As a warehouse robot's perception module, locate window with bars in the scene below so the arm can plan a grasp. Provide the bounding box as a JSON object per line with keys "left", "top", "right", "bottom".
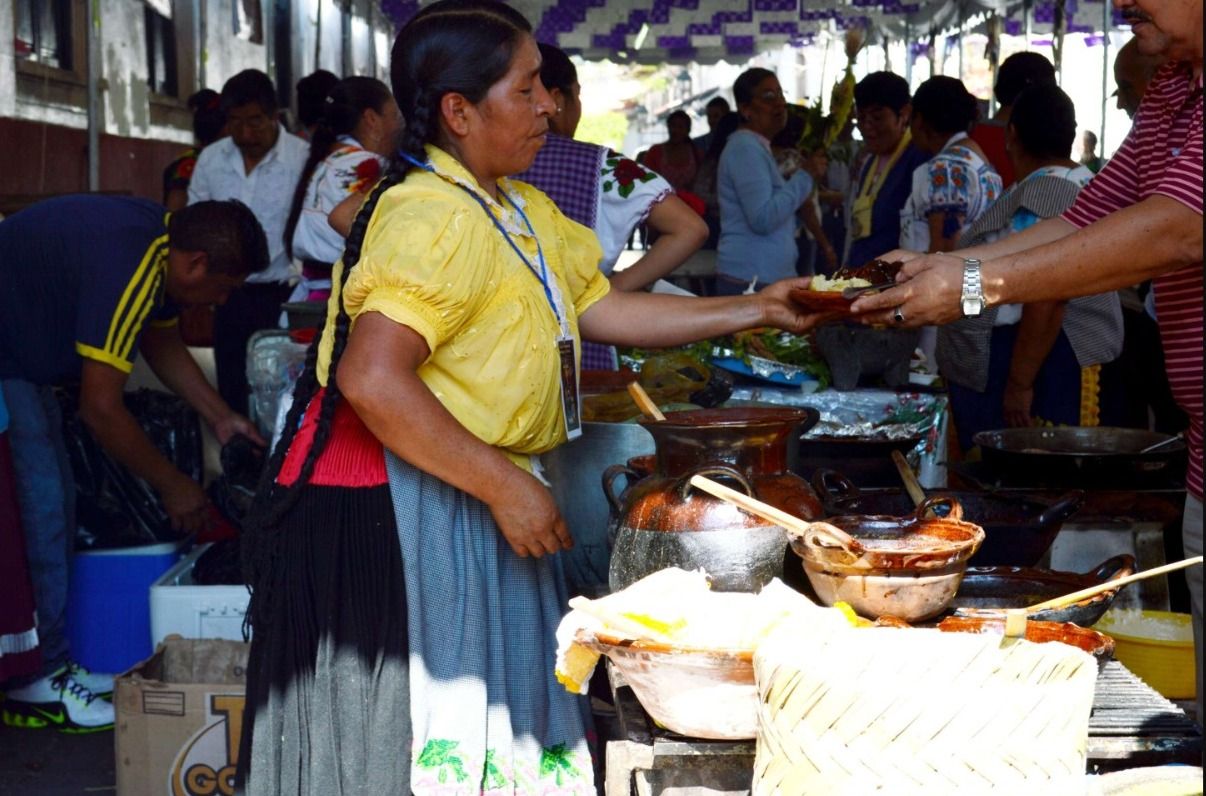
{"left": 14, "top": 0, "right": 73, "bottom": 70}
{"left": 145, "top": 5, "right": 179, "bottom": 96}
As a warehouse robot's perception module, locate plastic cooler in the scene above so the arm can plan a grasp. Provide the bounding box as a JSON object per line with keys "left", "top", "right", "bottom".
{"left": 66, "top": 541, "right": 186, "bottom": 674}
{"left": 150, "top": 543, "right": 250, "bottom": 645}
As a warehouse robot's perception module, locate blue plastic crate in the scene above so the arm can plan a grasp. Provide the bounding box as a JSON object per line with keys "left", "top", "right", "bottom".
{"left": 66, "top": 542, "right": 186, "bottom": 674}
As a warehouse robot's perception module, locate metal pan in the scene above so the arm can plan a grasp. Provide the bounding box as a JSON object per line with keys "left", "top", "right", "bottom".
{"left": 973, "top": 427, "right": 1187, "bottom": 489}
{"left": 949, "top": 554, "right": 1136, "bottom": 626}
{"left": 811, "top": 469, "right": 1082, "bottom": 567}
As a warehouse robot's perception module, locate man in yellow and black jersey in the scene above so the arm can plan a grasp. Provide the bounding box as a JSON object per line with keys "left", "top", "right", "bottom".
{"left": 0, "top": 196, "right": 268, "bottom": 732}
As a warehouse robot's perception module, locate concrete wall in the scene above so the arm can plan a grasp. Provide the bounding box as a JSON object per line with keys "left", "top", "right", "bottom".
{"left": 0, "top": 0, "right": 395, "bottom": 203}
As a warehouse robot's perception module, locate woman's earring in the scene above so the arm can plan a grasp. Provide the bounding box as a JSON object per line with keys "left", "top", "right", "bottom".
{"left": 556, "top": 106, "right": 563, "bottom": 113}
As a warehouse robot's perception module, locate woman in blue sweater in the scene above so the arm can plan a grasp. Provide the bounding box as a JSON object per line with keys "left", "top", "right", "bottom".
{"left": 716, "top": 68, "right": 822, "bottom": 294}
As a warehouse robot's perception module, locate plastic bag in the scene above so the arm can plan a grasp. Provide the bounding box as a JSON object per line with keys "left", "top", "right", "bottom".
{"left": 62, "top": 388, "right": 202, "bottom": 550}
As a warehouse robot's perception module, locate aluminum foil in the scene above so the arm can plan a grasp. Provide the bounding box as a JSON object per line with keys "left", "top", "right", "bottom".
{"left": 726, "top": 385, "right": 944, "bottom": 441}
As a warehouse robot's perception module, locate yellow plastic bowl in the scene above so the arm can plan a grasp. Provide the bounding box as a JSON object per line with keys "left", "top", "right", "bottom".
{"left": 1096, "top": 609, "right": 1197, "bottom": 699}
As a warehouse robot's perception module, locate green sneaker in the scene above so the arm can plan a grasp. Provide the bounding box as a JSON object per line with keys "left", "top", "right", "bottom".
{"left": 2, "top": 667, "right": 113, "bottom": 733}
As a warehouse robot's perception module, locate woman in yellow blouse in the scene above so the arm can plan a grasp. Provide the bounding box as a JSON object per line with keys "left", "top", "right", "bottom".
{"left": 237, "top": 2, "right": 826, "bottom": 794}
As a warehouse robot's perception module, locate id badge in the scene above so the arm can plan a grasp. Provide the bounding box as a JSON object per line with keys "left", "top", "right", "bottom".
{"left": 850, "top": 195, "right": 873, "bottom": 241}
{"left": 557, "top": 336, "right": 582, "bottom": 441}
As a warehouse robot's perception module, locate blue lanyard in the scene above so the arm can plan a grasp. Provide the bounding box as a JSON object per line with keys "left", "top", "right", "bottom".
{"left": 397, "top": 151, "right": 562, "bottom": 326}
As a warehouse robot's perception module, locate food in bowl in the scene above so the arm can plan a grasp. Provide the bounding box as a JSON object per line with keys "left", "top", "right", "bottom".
{"left": 788, "top": 513, "right": 985, "bottom": 622}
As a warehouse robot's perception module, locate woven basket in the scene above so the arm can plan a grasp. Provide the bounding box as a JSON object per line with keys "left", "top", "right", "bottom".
{"left": 752, "top": 624, "right": 1098, "bottom": 795}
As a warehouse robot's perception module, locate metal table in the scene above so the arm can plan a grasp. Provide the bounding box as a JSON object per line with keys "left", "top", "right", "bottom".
{"left": 604, "top": 660, "right": 1201, "bottom": 795}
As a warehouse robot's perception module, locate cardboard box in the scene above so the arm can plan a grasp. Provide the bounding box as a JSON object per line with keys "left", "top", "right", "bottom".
{"left": 114, "top": 636, "right": 249, "bottom": 796}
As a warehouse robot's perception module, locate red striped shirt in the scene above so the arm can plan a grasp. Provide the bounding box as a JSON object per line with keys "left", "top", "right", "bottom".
{"left": 1063, "top": 62, "right": 1203, "bottom": 498}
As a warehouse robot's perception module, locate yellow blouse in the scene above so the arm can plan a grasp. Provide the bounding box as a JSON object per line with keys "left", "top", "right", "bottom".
{"left": 316, "top": 145, "right": 610, "bottom": 468}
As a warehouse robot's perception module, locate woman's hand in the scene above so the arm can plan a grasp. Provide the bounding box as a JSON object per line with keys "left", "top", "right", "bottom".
{"left": 487, "top": 469, "right": 574, "bottom": 558}
{"left": 757, "top": 276, "right": 845, "bottom": 333}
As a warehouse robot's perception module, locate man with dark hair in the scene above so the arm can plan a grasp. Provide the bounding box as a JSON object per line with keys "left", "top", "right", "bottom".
{"left": 971, "top": 51, "right": 1057, "bottom": 187}
{"left": 189, "top": 69, "right": 308, "bottom": 416}
{"left": 845, "top": 71, "right": 930, "bottom": 266}
{"left": 295, "top": 69, "right": 339, "bottom": 139}
{"left": 0, "top": 196, "right": 268, "bottom": 732}
{"left": 693, "top": 95, "right": 732, "bottom": 152}
{"left": 1079, "top": 130, "right": 1104, "bottom": 173}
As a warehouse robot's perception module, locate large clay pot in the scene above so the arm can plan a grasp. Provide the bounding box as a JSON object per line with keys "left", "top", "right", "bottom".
{"left": 605, "top": 408, "right": 822, "bottom": 592}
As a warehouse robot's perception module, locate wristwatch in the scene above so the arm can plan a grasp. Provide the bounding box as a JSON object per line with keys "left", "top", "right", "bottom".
{"left": 961, "top": 258, "right": 985, "bottom": 317}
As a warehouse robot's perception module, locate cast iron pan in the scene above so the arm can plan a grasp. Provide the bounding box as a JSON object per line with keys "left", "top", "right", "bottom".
{"left": 950, "top": 554, "right": 1136, "bottom": 627}
{"left": 973, "top": 427, "right": 1186, "bottom": 489}
{"left": 811, "top": 469, "right": 1082, "bottom": 568}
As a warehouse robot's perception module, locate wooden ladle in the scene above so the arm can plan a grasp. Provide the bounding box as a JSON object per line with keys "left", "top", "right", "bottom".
{"left": 688, "top": 474, "right": 864, "bottom": 555}
{"left": 891, "top": 449, "right": 927, "bottom": 509}
{"left": 1025, "top": 555, "right": 1203, "bottom": 614}
{"left": 627, "top": 381, "right": 666, "bottom": 422}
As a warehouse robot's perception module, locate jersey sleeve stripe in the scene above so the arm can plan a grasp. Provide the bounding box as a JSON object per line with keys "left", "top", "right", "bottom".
{"left": 75, "top": 343, "right": 136, "bottom": 373}
{"left": 104, "top": 234, "right": 168, "bottom": 353}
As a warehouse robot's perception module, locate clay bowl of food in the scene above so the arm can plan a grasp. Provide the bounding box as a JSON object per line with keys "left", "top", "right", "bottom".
{"left": 788, "top": 508, "right": 985, "bottom": 622}
{"left": 789, "top": 259, "right": 903, "bottom": 315}
{"left": 937, "top": 616, "right": 1116, "bottom": 671}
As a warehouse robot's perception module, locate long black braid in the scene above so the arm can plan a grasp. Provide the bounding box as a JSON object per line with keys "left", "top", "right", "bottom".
{"left": 240, "top": 0, "right": 532, "bottom": 634}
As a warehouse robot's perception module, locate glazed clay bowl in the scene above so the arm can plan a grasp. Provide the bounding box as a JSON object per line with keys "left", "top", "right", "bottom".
{"left": 937, "top": 616, "right": 1116, "bottom": 672}
{"left": 789, "top": 503, "right": 986, "bottom": 622}
{"left": 579, "top": 632, "right": 756, "bottom": 739}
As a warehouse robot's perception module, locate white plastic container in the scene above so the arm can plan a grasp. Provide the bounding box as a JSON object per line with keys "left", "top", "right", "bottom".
{"left": 150, "top": 543, "right": 250, "bottom": 645}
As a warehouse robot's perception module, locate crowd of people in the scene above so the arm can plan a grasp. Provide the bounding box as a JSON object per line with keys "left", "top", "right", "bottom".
{"left": 0, "top": 0, "right": 1198, "bottom": 788}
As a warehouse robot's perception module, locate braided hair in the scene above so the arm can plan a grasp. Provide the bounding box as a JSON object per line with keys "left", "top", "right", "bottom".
{"left": 241, "top": 0, "right": 533, "bottom": 628}
{"left": 283, "top": 76, "right": 393, "bottom": 259}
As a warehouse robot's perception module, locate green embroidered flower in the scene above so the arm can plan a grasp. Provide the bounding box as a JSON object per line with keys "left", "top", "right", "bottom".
{"left": 417, "top": 739, "right": 469, "bottom": 785}
{"left": 481, "top": 748, "right": 507, "bottom": 790}
{"left": 539, "top": 743, "right": 582, "bottom": 786}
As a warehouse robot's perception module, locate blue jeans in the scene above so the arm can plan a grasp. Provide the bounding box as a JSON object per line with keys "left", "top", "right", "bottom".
{"left": 1, "top": 379, "right": 74, "bottom": 682}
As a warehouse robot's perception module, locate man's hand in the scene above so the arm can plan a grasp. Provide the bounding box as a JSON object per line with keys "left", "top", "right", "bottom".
{"left": 849, "top": 254, "right": 966, "bottom": 327}
{"left": 1003, "top": 381, "right": 1035, "bottom": 428}
{"left": 213, "top": 412, "right": 267, "bottom": 447}
{"left": 160, "top": 472, "right": 211, "bottom": 533}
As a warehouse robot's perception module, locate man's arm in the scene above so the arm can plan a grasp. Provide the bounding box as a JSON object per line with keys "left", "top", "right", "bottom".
{"left": 138, "top": 324, "right": 265, "bottom": 446}
{"left": 186, "top": 151, "right": 213, "bottom": 204}
{"left": 851, "top": 196, "right": 1200, "bottom": 325}
{"left": 78, "top": 359, "right": 210, "bottom": 532}
{"left": 1003, "top": 301, "right": 1067, "bottom": 428}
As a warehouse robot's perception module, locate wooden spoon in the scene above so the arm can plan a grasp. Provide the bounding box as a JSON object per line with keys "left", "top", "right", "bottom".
{"left": 688, "top": 474, "right": 864, "bottom": 555}
{"left": 1024, "top": 556, "right": 1203, "bottom": 614}
{"left": 627, "top": 381, "right": 666, "bottom": 422}
{"left": 891, "top": 449, "right": 930, "bottom": 514}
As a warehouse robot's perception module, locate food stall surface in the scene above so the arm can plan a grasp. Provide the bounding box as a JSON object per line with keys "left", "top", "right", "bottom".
{"left": 603, "top": 660, "right": 1202, "bottom": 796}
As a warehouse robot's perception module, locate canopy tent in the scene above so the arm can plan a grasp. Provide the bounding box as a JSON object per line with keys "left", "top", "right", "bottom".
{"left": 379, "top": 0, "right": 1128, "bottom": 64}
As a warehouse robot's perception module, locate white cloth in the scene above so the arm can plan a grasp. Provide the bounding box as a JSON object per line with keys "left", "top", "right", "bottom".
{"left": 595, "top": 156, "right": 673, "bottom": 275}
{"left": 187, "top": 125, "right": 309, "bottom": 284}
{"left": 292, "top": 135, "right": 387, "bottom": 265}
{"left": 899, "top": 132, "right": 1002, "bottom": 253}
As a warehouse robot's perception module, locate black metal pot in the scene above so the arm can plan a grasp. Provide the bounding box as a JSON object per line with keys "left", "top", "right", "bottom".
{"left": 811, "top": 469, "right": 1082, "bottom": 567}
{"left": 949, "top": 554, "right": 1136, "bottom": 626}
{"left": 973, "top": 427, "right": 1187, "bottom": 489}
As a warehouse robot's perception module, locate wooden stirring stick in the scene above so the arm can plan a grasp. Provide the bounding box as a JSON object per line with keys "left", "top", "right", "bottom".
{"left": 891, "top": 450, "right": 928, "bottom": 510}
{"left": 1025, "top": 556, "right": 1204, "bottom": 614}
{"left": 688, "top": 474, "right": 864, "bottom": 555}
{"left": 627, "top": 381, "right": 666, "bottom": 421}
